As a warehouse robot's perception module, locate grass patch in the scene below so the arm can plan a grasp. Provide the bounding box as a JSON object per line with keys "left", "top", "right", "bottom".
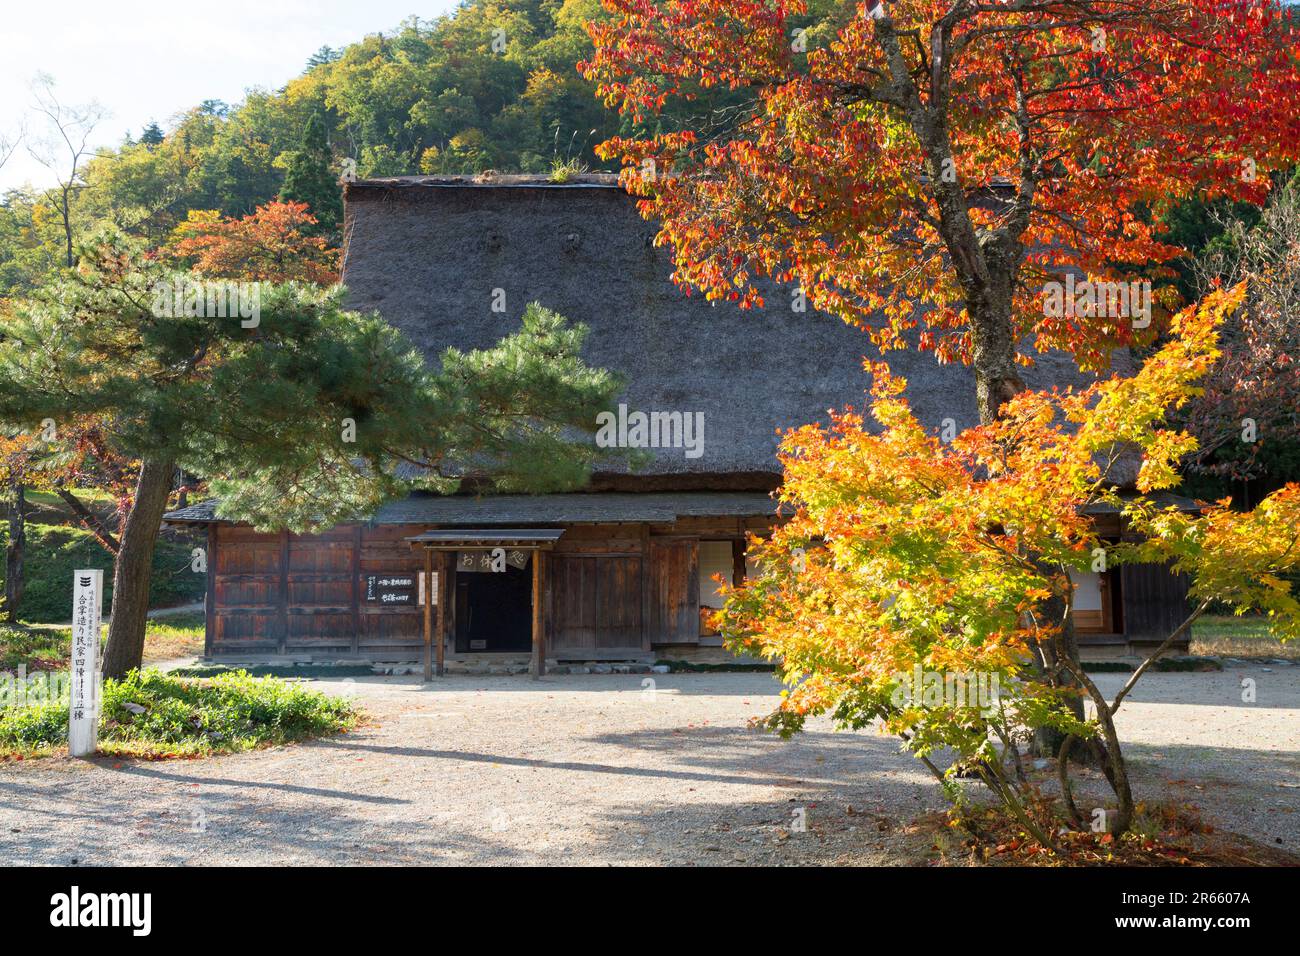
{"left": 0, "top": 668, "right": 358, "bottom": 759}
{"left": 151, "top": 611, "right": 206, "bottom": 630}
{"left": 23, "top": 488, "right": 117, "bottom": 511}
{"left": 137, "top": 617, "right": 205, "bottom": 664}
{"left": 1191, "top": 614, "right": 1299, "bottom": 660}
{"left": 0, "top": 623, "right": 76, "bottom": 671}
{"left": 0, "top": 616, "right": 204, "bottom": 671}
{"left": 0, "top": 523, "right": 205, "bottom": 624}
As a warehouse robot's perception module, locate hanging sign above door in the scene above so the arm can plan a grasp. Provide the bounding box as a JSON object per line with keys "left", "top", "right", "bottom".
{"left": 457, "top": 548, "right": 530, "bottom": 573}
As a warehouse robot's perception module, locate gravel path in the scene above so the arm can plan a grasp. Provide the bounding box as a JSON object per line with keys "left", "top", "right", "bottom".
{"left": 0, "top": 666, "right": 1295, "bottom": 865}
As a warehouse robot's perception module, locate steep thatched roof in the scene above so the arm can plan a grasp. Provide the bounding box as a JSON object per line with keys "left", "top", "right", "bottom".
{"left": 341, "top": 175, "right": 1130, "bottom": 486}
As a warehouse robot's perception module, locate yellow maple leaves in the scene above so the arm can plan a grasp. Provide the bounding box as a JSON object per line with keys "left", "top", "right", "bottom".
{"left": 722, "top": 283, "right": 1298, "bottom": 761}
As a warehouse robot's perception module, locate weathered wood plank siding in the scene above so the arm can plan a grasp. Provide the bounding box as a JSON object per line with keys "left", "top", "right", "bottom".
{"left": 1120, "top": 562, "right": 1192, "bottom": 642}
{"left": 212, "top": 524, "right": 424, "bottom": 658}
{"left": 357, "top": 525, "right": 423, "bottom": 651}
{"left": 212, "top": 525, "right": 283, "bottom": 652}
{"left": 648, "top": 538, "right": 700, "bottom": 644}
{"left": 206, "top": 515, "right": 776, "bottom": 659}
{"left": 551, "top": 554, "right": 599, "bottom": 652}
{"left": 207, "top": 513, "right": 1184, "bottom": 659}
{"left": 548, "top": 523, "right": 649, "bottom": 657}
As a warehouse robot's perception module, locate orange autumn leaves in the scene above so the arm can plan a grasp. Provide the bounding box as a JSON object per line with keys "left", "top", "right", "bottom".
{"left": 584, "top": 0, "right": 1300, "bottom": 369}
{"left": 161, "top": 201, "right": 338, "bottom": 285}
{"left": 719, "top": 286, "right": 1300, "bottom": 736}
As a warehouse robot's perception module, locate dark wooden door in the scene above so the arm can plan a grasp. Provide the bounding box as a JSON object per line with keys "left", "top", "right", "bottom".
{"left": 647, "top": 538, "right": 699, "bottom": 644}
{"left": 550, "top": 554, "right": 645, "bottom": 656}
{"left": 595, "top": 556, "right": 642, "bottom": 649}
{"left": 1120, "top": 562, "right": 1192, "bottom": 640}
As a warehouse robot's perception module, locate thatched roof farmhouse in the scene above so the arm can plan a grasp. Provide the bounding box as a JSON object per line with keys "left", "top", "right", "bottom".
{"left": 167, "top": 174, "right": 1189, "bottom": 671}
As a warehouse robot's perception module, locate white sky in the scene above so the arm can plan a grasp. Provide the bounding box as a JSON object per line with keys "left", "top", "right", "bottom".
{"left": 0, "top": 0, "right": 461, "bottom": 192}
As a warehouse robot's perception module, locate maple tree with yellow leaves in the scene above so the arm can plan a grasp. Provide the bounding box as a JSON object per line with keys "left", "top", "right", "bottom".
{"left": 720, "top": 286, "right": 1299, "bottom": 850}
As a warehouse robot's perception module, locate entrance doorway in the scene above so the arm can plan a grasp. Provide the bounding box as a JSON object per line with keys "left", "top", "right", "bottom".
{"left": 454, "top": 558, "right": 533, "bottom": 653}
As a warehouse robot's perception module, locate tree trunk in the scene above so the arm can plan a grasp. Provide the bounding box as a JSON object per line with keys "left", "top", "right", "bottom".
{"left": 969, "top": 277, "right": 1089, "bottom": 761}
{"left": 62, "top": 186, "right": 74, "bottom": 268}
{"left": 1029, "top": 584, "right": 1088, "bottom": 758}
{"left": 54, "top": 486, "right": 120, "bottom": 554}
{"left": 968, "top": 279, "right": 1026, "bottom": 427}
{"left": 4, "top": 483, "right": 25, "bottom": 623}
{"left": 101, "top": 457, "right": 174, "bottom": 680}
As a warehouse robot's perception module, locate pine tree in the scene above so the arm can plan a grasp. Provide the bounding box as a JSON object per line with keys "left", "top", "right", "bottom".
{"left": 305, "top": 45, "right": 340, "bottom": 71}
{"left": 278, "top": 112, "right": 342, "bottom": 237}
{"left": 0, "top": 231, "right": 621, "bottom": 677}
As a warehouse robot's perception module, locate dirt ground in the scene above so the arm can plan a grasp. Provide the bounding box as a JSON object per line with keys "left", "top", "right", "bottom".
{"left": 0, "top": 666, "right": 1295, "bottom": 866}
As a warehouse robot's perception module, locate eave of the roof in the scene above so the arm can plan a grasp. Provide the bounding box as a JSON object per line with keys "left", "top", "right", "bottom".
{"left": 406, "top": 528, "right": 567, "bottom": 549}
{"left": 163, "top": 491, "right": 784, "bottom": 528}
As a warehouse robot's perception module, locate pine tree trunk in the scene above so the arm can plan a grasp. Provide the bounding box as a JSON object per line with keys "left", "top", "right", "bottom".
{"left": 101, "top": 457, "right": 174, "bottom": 680}
{"left": 4, "top": 483, "right": 25, "bottom": 623}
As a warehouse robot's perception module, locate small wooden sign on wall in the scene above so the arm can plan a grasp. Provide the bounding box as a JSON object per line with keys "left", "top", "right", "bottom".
{"left": 418, "top": 572, "right": 438, "bottom": 607}
{"left": 363, "top": 573, "right": 435, "bottom": 605}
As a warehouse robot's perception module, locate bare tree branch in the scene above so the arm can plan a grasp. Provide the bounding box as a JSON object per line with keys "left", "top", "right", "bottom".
{"left": 53, "top": 485, "right": 121, "bottom": 555}
{"left": 26, "top": 73, "right": 109, "bottom": 267}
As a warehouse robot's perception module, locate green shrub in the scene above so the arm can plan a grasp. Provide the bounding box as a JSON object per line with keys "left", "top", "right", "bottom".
{"left": 0, "top": 668, "right": 357, "bottom": 757}
{"left": 0, "top": 700, "right": 67, "bottom": 750}
{"left": 0, "top": 523, "right": 205, "bottom": 623}
{"left": 0, "top": 624, "right": 73, "bottom": 670}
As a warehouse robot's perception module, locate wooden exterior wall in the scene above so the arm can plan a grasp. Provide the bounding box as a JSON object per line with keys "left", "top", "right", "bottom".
{"left": 210, "top": 523, "right": 424, "bottom": 658}
{"left": 205, "top": 511, "right": 1189, "bottom": 659}
{"left": 206, "top": 515, "right": 774, "bottom": 660}
{"left": 1119, "top": 562, "right": 1193, "bottom": 642}
{"left": 543, "top": 516, "right": 770, "bottom": 658}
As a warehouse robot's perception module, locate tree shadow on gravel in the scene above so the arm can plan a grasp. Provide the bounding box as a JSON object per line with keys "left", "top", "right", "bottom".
{"left": 0, "top": 772, "right": 547, "bottom": 866}
{"left": 577, "top": 795, "right": 943, "bottom": 866}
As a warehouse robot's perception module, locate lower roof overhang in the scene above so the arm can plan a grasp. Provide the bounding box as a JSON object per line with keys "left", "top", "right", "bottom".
{"left": 406, "top": 528, "right": 565, "bottom": 550}
{"left": 163, "top": 491, "right": 784, "bottom": 528}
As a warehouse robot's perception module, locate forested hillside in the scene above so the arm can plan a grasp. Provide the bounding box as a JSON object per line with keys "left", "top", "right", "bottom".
{"left": 0, "top": 0, "right": 633, "bottom": 297}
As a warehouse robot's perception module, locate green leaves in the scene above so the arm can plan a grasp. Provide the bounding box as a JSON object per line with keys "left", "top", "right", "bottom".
{"left": 0, "top": 233, "right": 623, "bottom": 533}
{"left": 0, "top": 668, "right": 358, "bottom": 758}
{"left": 277, "top": 112, "right": 343, "bottom": 237}
{"left": 433, "top": 302, "right": 624, "bottom": 493}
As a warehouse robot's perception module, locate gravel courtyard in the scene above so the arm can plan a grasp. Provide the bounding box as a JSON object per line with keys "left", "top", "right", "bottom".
{"left": 1, "top": 666, "right": 1296, "bottom": 865}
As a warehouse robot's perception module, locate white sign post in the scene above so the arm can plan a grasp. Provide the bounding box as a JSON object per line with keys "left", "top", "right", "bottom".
{"left": 69, "top": 569, "right": 103, "bottom": 757}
